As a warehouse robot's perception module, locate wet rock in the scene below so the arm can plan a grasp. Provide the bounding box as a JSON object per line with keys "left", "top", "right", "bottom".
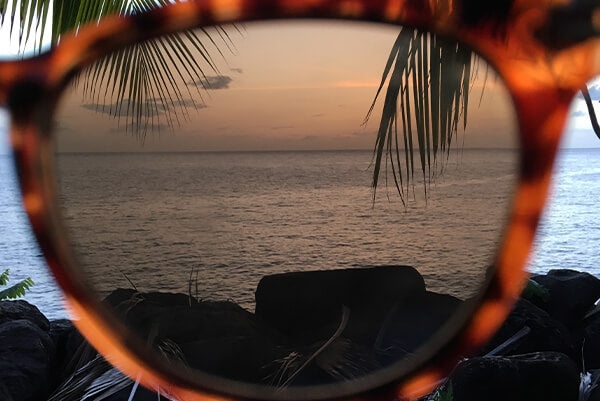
{"left": 481, "top": 299, "right": 577, "bottom": 361}
{"left": 254, "top": 266, "right": 426, "bottom": 343}
{"left": 0, "top": 300, "right": 49, "bottom": 331}
{"left": 531, "top": 269, "right": 600, "bottom": 328}
{"left": 0, "top": 319, "right": 55, "bottom": 401}
{"left": 450, "top": 352, "right": 579, "bottom": 401}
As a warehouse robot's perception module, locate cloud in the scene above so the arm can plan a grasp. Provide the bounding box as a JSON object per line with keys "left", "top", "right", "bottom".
{"left": 270, "top": 125, "right": 294, "bottom": 130}
{"left": 571, "top": 110, "right": 587, "bottom": 117}
{"left": 230, "top": 68, "right": 243, "bottom": 74}
{"left": 81, "top": 98, "right": 205, "bottom": 116}
{"left": 312, "top": 113, "right": 324, "bottom": 118}
{"left": 188, "top": 75, "right": 233, "bottom": 89}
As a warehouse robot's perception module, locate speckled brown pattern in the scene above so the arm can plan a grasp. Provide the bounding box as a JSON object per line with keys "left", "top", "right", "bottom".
{"left": 0, "top": 0, "right": 599, "bottom": 400}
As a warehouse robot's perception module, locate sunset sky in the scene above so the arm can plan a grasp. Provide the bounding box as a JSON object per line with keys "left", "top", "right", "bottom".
{"left": 52, "top": 21, "right": 521, "bottom": 153}
{"left": 0, "top": 18, "right": 598, "bottom": 153}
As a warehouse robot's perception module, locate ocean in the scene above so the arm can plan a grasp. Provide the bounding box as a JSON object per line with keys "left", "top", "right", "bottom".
{"left": 1, "top": 148, "right": 599, "bottom": 320}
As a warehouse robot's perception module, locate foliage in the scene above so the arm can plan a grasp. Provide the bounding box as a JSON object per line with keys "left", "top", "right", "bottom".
{"left": 365, "top": 29, "right": 473, "bottom": 205}
{"left": 0, "top": 0, "right": 234, "bottom": 137}
{"left": 0, "top": 268, "right": 34, "bottom": 300}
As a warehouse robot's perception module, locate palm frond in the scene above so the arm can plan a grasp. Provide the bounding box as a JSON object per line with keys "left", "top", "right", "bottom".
{"left": 1, "top": 0, "right": 235, "bottom": 138}
{"left": 0, "top": 276, "right": 34, "bottom": 300}
{"left": 366, "top": 30, "right": 476, "bottom": 203}
{"left": 0, "top": 269, "right": 9, "bottom": 286}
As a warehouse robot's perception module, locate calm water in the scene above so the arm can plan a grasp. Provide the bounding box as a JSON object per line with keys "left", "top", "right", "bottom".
{"left": 1, "top": 147, "right": 600, "bottom": 320}
{"left": 56, "top": 149, "right": 515, "bottom": 310}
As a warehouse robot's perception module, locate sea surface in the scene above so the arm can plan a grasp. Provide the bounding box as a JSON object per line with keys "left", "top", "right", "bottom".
{"left": 1, "top": 147, "right": 600, "bottom": 320}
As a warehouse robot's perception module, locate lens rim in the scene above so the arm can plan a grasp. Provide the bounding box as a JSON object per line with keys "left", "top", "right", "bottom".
{"left": 2, "top": 0, "right": 596, "bottom": 399}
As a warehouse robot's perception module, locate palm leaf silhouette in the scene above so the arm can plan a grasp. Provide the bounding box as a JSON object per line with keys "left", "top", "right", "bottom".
{"left": 0, "top": 0, "right": 234, "bottom": 137}
{"left": 365, "top": 29, "right": 474, "bottom": 204}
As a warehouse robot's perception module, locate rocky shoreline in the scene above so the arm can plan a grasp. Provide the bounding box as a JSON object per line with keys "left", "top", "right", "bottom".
{"left": 1, "top": 268, "right": 600, "bottom": 400}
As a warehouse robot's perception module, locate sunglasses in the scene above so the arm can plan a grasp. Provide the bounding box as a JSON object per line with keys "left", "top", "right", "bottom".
{"left": 1, "top": 0, "right": 599, "bottom": 400}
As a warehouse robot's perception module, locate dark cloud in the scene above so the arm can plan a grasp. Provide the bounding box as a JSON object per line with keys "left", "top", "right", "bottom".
{"left": 230, "top": 68, "right": 243, "bottom": 74}
{"left": 312, "top": 113, "right": 324, "bottom": 118}
{"left": 81, "top": 98, "right": 205, "bottom": 116}
{"left": 270, "top": 125, "right": 294, "bottom": 130}
{"left": 188, "top": 75, "right": 233, "bottom": 89}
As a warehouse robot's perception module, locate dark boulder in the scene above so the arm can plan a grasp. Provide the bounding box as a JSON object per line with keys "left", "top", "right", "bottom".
{"left": 104, "top": 290, "right": 287, "bottom": 382}
{"left": 353, "top": 291, "right": 462, "bottom": 361}
{"left": 450, "top": 352, "right": 579, "bottom": 401}
{"left": 0, "top": 319, "right": 55, "bottom": 401}
{"left": 0, "top": 300, "right": 49, "bottom": 331}
{"left": 255, "top": 266, "right": 426, "bottom": 343}
{"left": 576, "top": 311, "right": 600, "bottom": 369}
{"left": 104, "top": 289, "right": 198, "bottom": 316}
{"left": 180, "top": 335, "right": 286, "bottom": 382}
{"left": 116, "top": 298, "right": 272, "bottom": 344}
{"left": 531, "top": 269, "right": 600, "bottom": 328}
{"left": 0, "top": 383, "right": 13, "bottom": 401}
{"left": 49, "top": 319, "right": 86, "bottom": 384}
{"left": 480, "top": 299, "right": 577, "bottom": 361}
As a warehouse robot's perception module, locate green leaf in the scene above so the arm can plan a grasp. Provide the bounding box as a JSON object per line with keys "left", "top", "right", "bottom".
{"left": 0, "top": 277, "right": 34, "bottom": 300}
{"left": 0, "top": 269, "right": 9, "bottom": 286}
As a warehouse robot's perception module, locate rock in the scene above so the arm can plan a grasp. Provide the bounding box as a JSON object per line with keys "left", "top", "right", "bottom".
{"left": 531, "top": 269, "right": 600, "bottom": 328}
{"left": 180, "top": 335, "right": 285, "bottom": 382}
{"left": 118, "top": 298, "right": 271, "bottom": 344}
{"left": 0, "top": 319, "right": 55, "bottom": 401}
{"left": 104, "top": 290, "right": 288, "bottom": 382}
{"left": 348, "top": 291, "right": 462, "bottom": 361}
{"left": 0, "top": 300, "right": 50, "bottom": 331}
{"left": 480, "top": 299, "right": 577, "bottom": 361}
{"left": 49, "top": 319, "right": 86, "bottom": 384}
{"left": 254, "top": 266, "right": 426, "bottom": 343}
{"left": 576, "top": 311, "right": 600, "bottom": 369}
{"left": 0, "top": 382, "right": 13, "bottom": 401}
{"left": 450, "top": 352, "right": 579, "bottom": 401}
{"left": 104, "top": 289, "right": 198, "bottom": 316}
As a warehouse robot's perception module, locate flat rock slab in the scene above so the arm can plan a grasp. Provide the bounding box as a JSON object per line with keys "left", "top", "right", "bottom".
{"left": 255, "top": 265, "right": 426, "bottom": 340}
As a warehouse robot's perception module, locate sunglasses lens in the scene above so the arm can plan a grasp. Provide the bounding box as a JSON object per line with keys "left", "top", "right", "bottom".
{"left": 53, "top": 21, "right": 518, "bottom": 397}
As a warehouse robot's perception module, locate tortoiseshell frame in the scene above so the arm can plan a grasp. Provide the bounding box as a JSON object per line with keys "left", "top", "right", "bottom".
{"left": 0, "top": 0, "right": 598, "bottom": 400}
